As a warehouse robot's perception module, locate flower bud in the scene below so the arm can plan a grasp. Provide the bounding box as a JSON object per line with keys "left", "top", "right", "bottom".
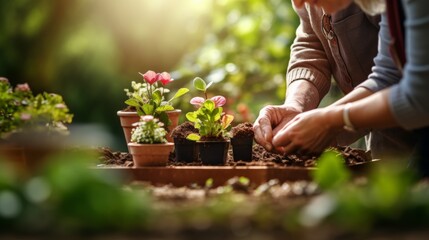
{"left": 140, "top": 70, "right": 158, "bottom": 85}
{"left": 157, "top": 72, "right": 173, "bottom": 86}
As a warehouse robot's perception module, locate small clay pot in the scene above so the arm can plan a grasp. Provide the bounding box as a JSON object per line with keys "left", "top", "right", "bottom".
{"left": 165, "top": 109, "right": 181, "bottom": 143}
{"left": 173, "top": 138, "right": 198, "bottom": 163}
{"left": 117, "top": 109, "right": 182, "bottom": 146}
{"left": 231, "top": 137, "right": 253, "bottom": 161}
{"left": 198, "top": 141, "right": 229, "bottom": 166}
{"left": 128, "top": 142, "right": 174, "bottom": 167}
{"left": 117, "top": 110, "right": 140, "bottom": 145}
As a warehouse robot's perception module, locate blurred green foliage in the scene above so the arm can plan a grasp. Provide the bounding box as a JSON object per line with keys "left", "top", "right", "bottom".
{"left": 0, "top": 0, "right": 298, "bottom": 150}
{"left": 311, "top": 150, "right": 351, "bottom": 190}
{"left": 174, "top": 0, "right": 298, "bottom": 123}
{"left": 0, "top": 152, "right": 152, "bottom": 234}
{"left": 0, "top": 80, "right": 72, "bottom": 138}
{"left": 1, "top": 150, "right": 429, "bottom": 236}
{"left": 307, "top": 153, "right": 429, "bottom": 233}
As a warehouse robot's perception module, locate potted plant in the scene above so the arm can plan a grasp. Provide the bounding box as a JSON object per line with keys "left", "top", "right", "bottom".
{"left": 186, "top": 77, "right": 234, "bottom": 165}
{"left": 128, "top": 115, "right": 174, "bottom": 167}
{"left": 170, "top": 121, "right": 199, "bottom": 163}
{"left": 230, "top": 122, "right": 254, "bottom": 161}
{"left": 0, "top": 78, "right": 73, "bottom": 173}
{"left": 117, "top": 70, "right": 189, "bottom": 144}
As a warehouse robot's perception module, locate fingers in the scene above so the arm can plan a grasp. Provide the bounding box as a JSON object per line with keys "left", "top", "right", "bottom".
{"left": 272, "top": 124, "right": 331, "bottom": 157}
{"left": 254, "top": 116, "right": 274, "bottom": 151}
{"left": 253, "top": 104, "right": 301, "bottom": 152}
{"left": 271, "top": 122, "right": 316, "bottom": 156}
{"left": 272, "top": 128, "right": 292, "bottom": 152}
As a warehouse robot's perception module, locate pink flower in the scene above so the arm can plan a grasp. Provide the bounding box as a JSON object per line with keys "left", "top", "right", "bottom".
{"left": 15, "top": 83, "right": 31, "bottom": 92}
{"left": 157, "top": 72, "right": 173, "bottom": 86}
{"left": 211, "top": 95, "right": 226, "bottom": 107}
{"left": 190, "top": 97, "right": 205, "bottom": 107}
{"left": 140, "top": 70, "right": 158, "bottom": 85}
{"left": 141, "top": 115, "right": 154, "bottom": 122}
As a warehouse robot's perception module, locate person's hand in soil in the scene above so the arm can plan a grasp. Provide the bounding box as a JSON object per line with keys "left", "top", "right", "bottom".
{"left": 271, "top": 107, "right": 342, "bottom": 156}
{"left": 253, "top": 105, "right": 301, "bottom": 152}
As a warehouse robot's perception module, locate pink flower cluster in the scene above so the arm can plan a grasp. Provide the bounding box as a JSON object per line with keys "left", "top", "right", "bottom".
{"left": 190, "top": 95, "right": 226, "bottom": 108}
{"left": 139, "top": 70, "right": 173, "bottom": 86}
{"left": 15, "top": 83, "right": 31, "bottom": 92}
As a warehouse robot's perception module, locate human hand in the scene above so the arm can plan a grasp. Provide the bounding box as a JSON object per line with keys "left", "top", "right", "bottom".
{"left": 253, "top": 105, "right": 302, "bottom": 152}
{"left": 272, "top": 108, "right": 341, "bottom": 156}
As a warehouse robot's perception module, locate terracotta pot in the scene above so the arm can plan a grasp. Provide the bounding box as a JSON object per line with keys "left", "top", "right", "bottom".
{"left": 231, "top": 137, "right": 253, "bottom": 162}
{"left": 165, "top": 109, "right": 181, "bottom": 143}
{"left": 198, "top": 141, "right": 229, "bottom": 166}
{"left": 0, "top": 144, "right": 26, "bottom": 175}
{"left": 128, "top": 142, "right": 174, "bottom": 167}
{"left": 117, "top": 111, "right": 140, "bottom": 145}
{"left": 173, "top": 138, "right": 198, "bottom": 163}
{"left": 117, "top": 110, "right": 181, "bottom": 145}
{"left": 0, "top": 134, "right": 67, "bottom": 177}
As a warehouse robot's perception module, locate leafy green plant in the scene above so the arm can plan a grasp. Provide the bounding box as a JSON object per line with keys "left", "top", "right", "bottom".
{"left": 0, "top": 79, "right": 31, "bottom": 136}
{"left": 130, "top": 115, "right": 167, "bottom": 144}
{"left": 311, "top": 150, "right": 351, "bottom": 190}
{"left": 186, "top": 77, "right": 234, "bottom": 141}
{"left": 0, "top": 79, "right": 73, "bottom": 139}
{"left": 124, "top": 70, "right": 189, "bottom": 127}
{"left": 304, "top": 150, "right": 429, "bottom": 232}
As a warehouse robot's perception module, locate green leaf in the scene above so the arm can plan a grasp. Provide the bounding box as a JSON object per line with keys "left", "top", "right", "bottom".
{"left": 193, "top": 77, "right": 206, "bottom": 92}
{"left": 203, "top": 100, "right": 215, "bottom": 112}
{"left": 186, "top": 133, "right": 201, "bottom": 141}
{"left": 199, "top": 126, "right": 209, "bottom": 136}
{"left": 156, "top": 105, "right": 174, "bottom": 113}
{"left": 170, "top": 88, "right": 189, "bottom": 101}
{"left": 125, "top": 99, "right": 140, "bottom": 108}
{"left": 152, "top": 91, "right": 162, "bottom": 105}
{"left": 186, "top": 112, "right": 197, "bottom": 122}
{"left": 312, "top": 150, "right": 350, "bottom": 190}
{"left": 212, "top": 107, "right": 222, "bottom": 121}
{"left": 142, "top": 104, "right": 155, "bottom": 115}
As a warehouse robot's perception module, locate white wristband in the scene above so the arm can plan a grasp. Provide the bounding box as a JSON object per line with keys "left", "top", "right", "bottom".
{"left": 343, "top": 103, "right": 356, "bottom": 132}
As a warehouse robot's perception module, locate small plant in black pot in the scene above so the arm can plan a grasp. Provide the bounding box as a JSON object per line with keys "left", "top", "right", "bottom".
{"left": 170, "top": 121, "right": 199, "bottom": 163}
{"left": 186, "top": 77, "right": 234, "bottom": 165}
{"left": 230, "top": 122, "right": 254, "bottom": 161}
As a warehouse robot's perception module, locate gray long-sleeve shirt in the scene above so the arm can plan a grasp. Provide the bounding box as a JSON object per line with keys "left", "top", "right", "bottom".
{"left": 359, "top": 0, "right": 429, "bottom": 130}
{"left": 356, "top": 0, "right": 429, "bottom": 159}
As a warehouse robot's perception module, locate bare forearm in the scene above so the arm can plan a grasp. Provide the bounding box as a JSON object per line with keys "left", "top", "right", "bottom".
{"left": 285, "top": 80, "right": 320, "bottom": 112}
{"left": 347, "top": 89, "right": 397, "bottom": 129}
{"left": 331, "top": 87, "right": 374, "bottom": 107}
{"left": 325, "top": 88, "right": 398, "bottom": 131}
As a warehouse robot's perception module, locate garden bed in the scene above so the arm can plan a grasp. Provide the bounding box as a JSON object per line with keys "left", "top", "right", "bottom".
{"left": 96, "top": 144, "right": 377, "bottom": 187}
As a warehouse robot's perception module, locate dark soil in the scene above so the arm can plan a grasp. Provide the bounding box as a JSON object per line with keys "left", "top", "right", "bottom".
{"left": 231, "top": 122, "right": 254, "bottom": 138}
{"left": 97, "top": 144, "right": 371, "bottom": 168}
{"left": 98, "top": 121, "right": 371, "bottom": 167}
{"left": 170, "top": 121, "right": 198, "bottom": 139}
